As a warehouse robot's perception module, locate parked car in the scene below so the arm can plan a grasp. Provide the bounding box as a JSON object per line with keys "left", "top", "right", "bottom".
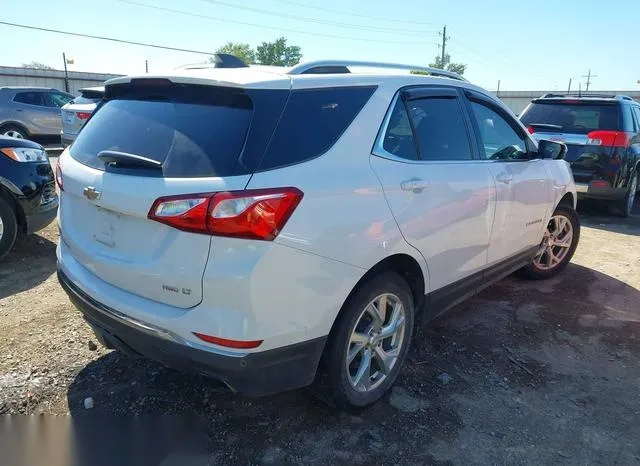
{"left": 0, "top": 136, "right": 58, "bottom": 260}
{"left": 520, "top": 94, "right": 640, "bottom": 216}
{"left": 0, "top": 87, "right": 74, "bottom": 141}
{"left": 56, "top": 60, "right": 579, "bottom": 408}
{"left": 61, "top": 87, "right": 105, "bottom": 148}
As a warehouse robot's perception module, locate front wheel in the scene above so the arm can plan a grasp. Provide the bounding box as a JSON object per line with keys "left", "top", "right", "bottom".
{"left": 316, "top": 272, "right": 415, "bottom": 408}
{"left": 524, "top": 205, "right": 580, "bottom": 280}
{"left": 0, "top": 196, "right": 18, "bottom": 261}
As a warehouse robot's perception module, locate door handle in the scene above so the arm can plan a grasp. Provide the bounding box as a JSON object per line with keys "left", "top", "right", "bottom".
{"left": 401, "top": 178, "right": 429, "bottom": 193}
{"left": 496, "top": 173, "right": 513, "bottom": 184}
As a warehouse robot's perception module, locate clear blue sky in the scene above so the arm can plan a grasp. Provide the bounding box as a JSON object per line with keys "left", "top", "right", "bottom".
{"left": 2, "top": 0, "right": 639, "bottom": 91}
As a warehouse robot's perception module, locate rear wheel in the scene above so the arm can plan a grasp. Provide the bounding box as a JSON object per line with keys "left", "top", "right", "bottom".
{"left": 0, "top": 197, "right": 18, "bottom": 261}
{"left": 524, "top": 205, "right": 580, "bottom": 280}
{"left": 316, "top": 272, "right": 415, "bottom": 408}
{"left": 0, "top": 125, "right": 28, "bottom": 139}
{"left": 610, "top": 172, "right": 638, "bottom": 218}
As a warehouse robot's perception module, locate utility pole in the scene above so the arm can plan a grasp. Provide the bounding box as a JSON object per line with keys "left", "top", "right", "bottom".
{"left": 439, "top": 25, "right": 448, "bottom": 69}
{"left": 567, "top": 78, "right": 572, "bottom": 94}
{"left": 582, "top": 69, "right": 597, "bottom": 92}
{"left": 62, "top": 52, "right": 70, "bottom": 93}
{"left": 496, "top": 79, "right": 501, "bottom": 97}
{"left": 145, "top": 60, "right": 149, "bottom": 74}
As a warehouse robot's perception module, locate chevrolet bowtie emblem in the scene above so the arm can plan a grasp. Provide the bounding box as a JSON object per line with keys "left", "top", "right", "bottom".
{"left": 83, "top": 186, "right": 101, "bottom": 201}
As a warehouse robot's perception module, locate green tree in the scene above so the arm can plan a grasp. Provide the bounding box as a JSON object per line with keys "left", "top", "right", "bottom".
{"left": 213, "top": 42, "right": 256, "bottom": 64}
{"left": 256, "top": 37, "right": 302, "bottom": 66}
{"left": 429, "top": 54, "right": 466, "bottom": 75}
{"left": 22, "top": 61, "right": 55, "bottom": 70}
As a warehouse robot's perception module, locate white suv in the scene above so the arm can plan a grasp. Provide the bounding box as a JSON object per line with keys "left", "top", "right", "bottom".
{"left": 56, "top": 60, "right": 579, "bottom": 408}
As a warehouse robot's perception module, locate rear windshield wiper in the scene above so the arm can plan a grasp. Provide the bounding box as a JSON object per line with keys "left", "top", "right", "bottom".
{"left": 527, "top": 123, "right": 563, "bottom": 131}
{"left": 98, "top": 150, "right": 162, "bottom": 169}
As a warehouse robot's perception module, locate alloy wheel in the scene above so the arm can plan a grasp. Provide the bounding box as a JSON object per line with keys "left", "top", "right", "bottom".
{"left": 346, "top": 293, "right": 406, "bottom": 392}
{"left": 627, "top": 174, "right": 638, "bottom": 215}
{"left": 533, "top": 214, "right": 574, "bottom": 271}
{"left": 3, "top": 130, "right": 24, "bottom": 139}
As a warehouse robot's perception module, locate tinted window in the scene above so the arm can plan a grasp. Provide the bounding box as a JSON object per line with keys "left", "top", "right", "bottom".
{"left": 520, "top": 101, "right": 619, "bottom": 134}
{"left": 621, "top": 104, "right": 636, "bottom": 132}
{"left": 13, "top": 92, "right": 46, "bottom": 106}
{"left": 470, "top": 101, "right": 527, "bottom": 160}
{"left": 407, "top": 97, "right": 471, "bottom": 161}
{"left": 632, "top": 106, "right": 640, "bottom": 132}
{"left": 259, "top": 86, "right": 376, "bottom": 170}
{"left": 71, "top": 89, "right": 253, "bottom": 178}
{"left": 381, "top": 98, "right": 418, "bottom": 160}
{"left": 48, "top": 92, "right": 73, "bottom": 108}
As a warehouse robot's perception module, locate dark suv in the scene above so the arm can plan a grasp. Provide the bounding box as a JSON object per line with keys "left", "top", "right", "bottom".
{"left": 0, "top": 136, "right": 58, "bottom": 259}
{"left": 520, "top": 94, "right": 640, "bottom": 216}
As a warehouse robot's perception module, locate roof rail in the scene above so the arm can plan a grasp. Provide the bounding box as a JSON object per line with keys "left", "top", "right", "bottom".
{"left": 288, "top": 60, "right": 468, "bottom": 82}
{"left": 540, "top": 92, "right": 635, "bottom": 101}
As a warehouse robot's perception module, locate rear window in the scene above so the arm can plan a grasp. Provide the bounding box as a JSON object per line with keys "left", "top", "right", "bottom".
{"left": 70, "top": 86, "right": 253, "bottom": 178}
{"left": 520, "top": 101, "right": 620, "bottom": 134}
{"left": 258, "top": 86, "right": 376, "bottom": 170}
{"left": 71, "top": 95, "right": 101, "bottom": 105}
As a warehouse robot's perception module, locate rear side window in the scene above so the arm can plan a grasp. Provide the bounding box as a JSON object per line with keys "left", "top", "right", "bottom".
{"left": 407, "top": 97, "right": 472, "bottom": 161}
{"left": 381, "top": 98, "right": 418, "bottom": 160}
{"left": 259, "top": 86, "right": 376, "bottom": 170}
{"left": 630, "top": 106, "right": 640, "bottom": 132}
{"left": 70, "top": 85, "right": 253, "bottom": 178}
{"left": 520, "top": 101, "right": 619, "bottom": 134}
{"left": 13, "top": 92, "right": 46, "bottom": 106}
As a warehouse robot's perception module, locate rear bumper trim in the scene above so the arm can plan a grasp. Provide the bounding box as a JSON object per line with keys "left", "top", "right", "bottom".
{"left": 57, "top": 267, "right": 327, "bottom": 397}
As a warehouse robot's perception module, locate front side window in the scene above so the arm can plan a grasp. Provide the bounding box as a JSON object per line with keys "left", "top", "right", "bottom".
{"left": 407, "top": 97, "right": 472, "bottom": 161}
{"left": 13, "top": 92, "right": 46, "bottom": 107}
{"left": 470, "top": 101, "right": 528, "bottom": 160}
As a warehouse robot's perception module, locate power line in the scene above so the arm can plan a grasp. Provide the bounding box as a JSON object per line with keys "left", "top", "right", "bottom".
{"left": 118, "top": 0, "right": 438, "bottom": 45}
{"left": 0, "top": 21, "right": 214, "bottom": 55}
{"left": 195, "top": 0, "right": 439, "bottom": 36}
{"left": 272, "top": 0, "right": 440, "bottom": 26}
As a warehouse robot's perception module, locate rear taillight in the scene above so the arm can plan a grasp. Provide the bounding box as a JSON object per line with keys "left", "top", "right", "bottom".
{"left": 55, "top": 164, "right": 64, "bottom": 191}
{"left": 148, "top": 187, "right": 303, "bottom": 240}
{"left": 586, "top": 131, "right": 631, "bottom": 148}
{"left": 527, "top": 126, "right": 536, "bottom": 134}
{"left": 76, "top": 111, "right": 91, "bottom": 120}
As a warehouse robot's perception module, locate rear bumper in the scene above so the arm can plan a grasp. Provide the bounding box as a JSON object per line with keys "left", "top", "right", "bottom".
{"left": 57, "top": 267, "right": 326, "bottom": 397}
{"left": 575, "top": 183, "right": 626, "bottom": 201}
{"left": 60, "top": 133, "right": 76, "bottom": 148}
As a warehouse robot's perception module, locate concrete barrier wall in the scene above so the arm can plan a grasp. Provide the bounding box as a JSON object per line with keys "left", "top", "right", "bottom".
{"left": 0, "top": 66, "right": 120, "bottom": 95}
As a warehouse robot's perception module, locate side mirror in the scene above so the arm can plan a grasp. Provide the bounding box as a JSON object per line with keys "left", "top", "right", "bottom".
{"left": 538, "top": 139, "right": 567, "bottom": 160}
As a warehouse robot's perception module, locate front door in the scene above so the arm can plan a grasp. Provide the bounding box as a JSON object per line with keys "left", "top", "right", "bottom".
{"left": 464, "top": 91, "right": 552, "bottom": 265}
{"left": 370, "top": 87, "right": 496, "bottom": 300}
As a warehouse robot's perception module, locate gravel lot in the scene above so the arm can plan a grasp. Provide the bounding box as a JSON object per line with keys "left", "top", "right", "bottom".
{"left": 1, "top": 197, "right": 639, "bottom": 465}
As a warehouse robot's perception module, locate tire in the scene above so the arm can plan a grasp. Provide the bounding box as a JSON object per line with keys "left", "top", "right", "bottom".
{"left": 610, "top": 172, "right": 638, "bottom": 218}
{"left": 524, "top": 205, "right": 580, "bottom": 280}
{"left": 315, "top": 272, "right": 415, "bottom": 408}
{"left": 0, "top": 196, "right": 18, "bottom": 261}
{"left": 0, "top": 124, "right": 28, "bottom": 140}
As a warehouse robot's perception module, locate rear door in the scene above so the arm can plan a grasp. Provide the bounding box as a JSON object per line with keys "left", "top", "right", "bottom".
{"left": 370, "top": 87, "right": 496, "bottom": 296}
{"left": 520, "top": 99, "right": 631, "bottom": 190}
{"left": 59, "top": 80, "right": 282, "bottom": 308}
{"left": 465, "top": 91, "right": 551, "bottom": 263}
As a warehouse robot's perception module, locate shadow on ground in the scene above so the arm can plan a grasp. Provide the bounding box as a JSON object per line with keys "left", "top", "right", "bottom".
{"left": 578, "top": 198, "right": 640, "bottom": 235}
{"left": 0, "top": 233, "right": 57, "bottom": 298}
{"left": 66, "top": 262, "right": 640, "bottom": 464}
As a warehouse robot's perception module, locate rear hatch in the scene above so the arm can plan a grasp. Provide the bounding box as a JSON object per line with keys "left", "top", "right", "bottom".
{"left": 520, "top": 99, "right": 627, "bottom": 184}
{"left": 58, "top": 76, "right": 289, "bottom": 308}
{"left": 61, "top": 89, "right": 104, "bottom": 136}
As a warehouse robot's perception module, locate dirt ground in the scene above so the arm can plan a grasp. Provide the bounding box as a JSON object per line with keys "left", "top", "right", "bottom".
{"left": 1, "top": 198, "right": 639, "bottom": 465}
